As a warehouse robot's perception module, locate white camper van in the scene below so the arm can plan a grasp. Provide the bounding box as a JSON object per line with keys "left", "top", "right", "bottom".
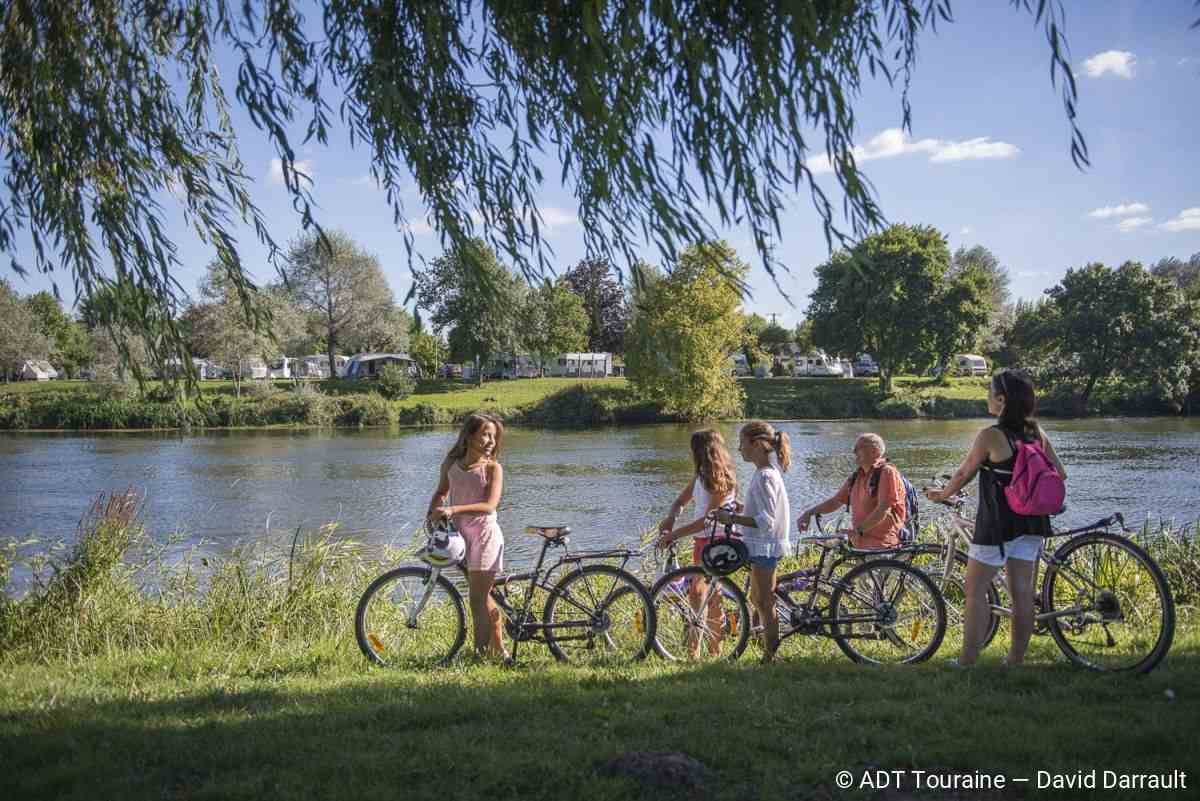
{"left": 792, "top": 352, "right": 844, "bottom": 378}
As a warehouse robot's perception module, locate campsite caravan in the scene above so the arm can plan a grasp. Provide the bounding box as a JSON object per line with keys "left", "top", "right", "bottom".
{"left": 792, "top": 352, "right": 844, "bottom": 378}
{"left": 345, "top": 353, "right": 416, "bottom": 380}
{"left": 20, "top": 360, "right": 58, "bottom": 381}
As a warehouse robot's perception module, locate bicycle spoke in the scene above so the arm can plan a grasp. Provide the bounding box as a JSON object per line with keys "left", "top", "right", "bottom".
{"left": 832, "top": 562, "right": 945, "bottom": 665}
{"left": 652, "top": 571, "right": 747, "bottom": 662}
{"left": 1044, "top": 535, "right": 1174, "bottom": 672}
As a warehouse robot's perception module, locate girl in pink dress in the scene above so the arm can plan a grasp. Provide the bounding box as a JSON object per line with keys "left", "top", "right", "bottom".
{"left": 426, "top": 413, "right": 506, "bottom": 658}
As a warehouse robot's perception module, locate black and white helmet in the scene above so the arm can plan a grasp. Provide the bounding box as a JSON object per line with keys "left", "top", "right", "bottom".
{"left": 421, "top": 522, "right": 466, "bottom": 568}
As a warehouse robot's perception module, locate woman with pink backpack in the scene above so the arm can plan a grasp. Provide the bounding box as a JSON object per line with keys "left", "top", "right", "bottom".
{"left": 925, "top": 368, "right": 1067, "bottom": 668}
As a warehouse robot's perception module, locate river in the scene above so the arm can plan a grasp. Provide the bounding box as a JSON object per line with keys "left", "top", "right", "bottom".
{"left": 2, "top": 419, "right": 1198, "bottom": 569}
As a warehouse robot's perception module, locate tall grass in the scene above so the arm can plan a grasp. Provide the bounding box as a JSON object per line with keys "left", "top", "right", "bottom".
{"left": 0, "top": 491, "right": 412, "bottom": 664}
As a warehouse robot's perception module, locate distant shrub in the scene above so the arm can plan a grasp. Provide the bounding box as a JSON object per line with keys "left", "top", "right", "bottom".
{"left": 375, "top": 365, "right": 416, "bottom": 400}
{"left": 398, "top": 402, "right": 454, "bottom": 426}
{"left": 245, "top": 379, "right": 280, "bottom": 400}
{"left": 336, "top": 394, "right": 396, "bottom": 426}
{"left": 142, "top": 384, "right": 177, "bottom": 403}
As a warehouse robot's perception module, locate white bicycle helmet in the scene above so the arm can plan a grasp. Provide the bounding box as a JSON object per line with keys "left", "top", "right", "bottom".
{"left": 421, "top": 523, "right": 466, "bottom": 568}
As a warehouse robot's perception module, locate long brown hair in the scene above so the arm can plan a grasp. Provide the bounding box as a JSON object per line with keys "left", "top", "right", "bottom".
{"left": 446, "top": 412, "right": 505, "bottom": 463}
{"left": 992, "top": 369, "right": 1038, "bottom": 439}
{"left": 740, "top": 420, "right": 791, "bottom": 472}
{"left": 690, "top": 429, "right": 737, "bottom": 497}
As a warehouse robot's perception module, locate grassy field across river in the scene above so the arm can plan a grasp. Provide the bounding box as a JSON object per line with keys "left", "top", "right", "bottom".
{"left": 0, "top": 375, "right": 996, "bottom": 430}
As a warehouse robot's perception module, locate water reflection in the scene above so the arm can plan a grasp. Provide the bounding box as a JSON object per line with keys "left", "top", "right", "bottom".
{"left": 2, "top": 419, "right": 1198, "bottom": 571}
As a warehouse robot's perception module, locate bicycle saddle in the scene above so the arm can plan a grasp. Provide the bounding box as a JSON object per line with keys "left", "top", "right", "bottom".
{"left": 525, "top": 525, "right": 571, "bottom": 539}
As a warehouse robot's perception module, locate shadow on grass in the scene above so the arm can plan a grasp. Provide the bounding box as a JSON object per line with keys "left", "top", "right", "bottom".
{"left": 5, "top": 643, "right": 1198, "bottom": 801}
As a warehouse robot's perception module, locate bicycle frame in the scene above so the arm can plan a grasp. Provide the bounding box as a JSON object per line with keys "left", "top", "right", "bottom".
{"left": 920, "top": 493, "right": 1134, "bottom": 630}
{"left": 419, "top": 532, "right": 645, "bottom": 661}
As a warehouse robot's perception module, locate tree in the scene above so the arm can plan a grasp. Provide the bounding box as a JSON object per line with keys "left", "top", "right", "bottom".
{"left": 413, "top": 239, "right": 525, "bottom": 384}
{"left": 793, "top": 319, "right": 816, "bottom": 354}
{"left": 757, "top": 323, "right": 793, "bottom": 354}
{"left": 0, "top": 280, "right": 51, "bottom": 380}
{"left": 808, "top": 224, "right": 957, "bottom": 392}
{"left": 522, "top": 280, "right": 589, "bottom": 375}
{"left": 740, "top": 313, "right": 770, "bottom": 371}
{"left": 625, "top": 241, "right": 749, "bottom": 419}
{"left": 928, "top": 256, "right": 996, "bottom": 379}
{"left": 562, "top": 259, "right": 628, "bottom": 354}
{"left": 1038, "top": 262, "right": 1199, "bottom": 412}
{"left": 1151, "top": 253, "right": 1200, "bottom": 299}
{"left": 78, "top": 281, "right": 166, "bottom": 386}
{"left": 0, "top": 1, "right": 1095, "bottom": 374}
{"left": 951, "top": 246, "right": 1010, "bottom": 310}
{"left": 24, "top": 291, "right": 92, "bottom": 378}
{"left": 188, "top": 264, "right": 278, "bottom": 397}
{"left": 285, "top": 231, "right": 397, "bottom": 378}
{"left": 409, "top": 330, "right": 448, "bottom": 381}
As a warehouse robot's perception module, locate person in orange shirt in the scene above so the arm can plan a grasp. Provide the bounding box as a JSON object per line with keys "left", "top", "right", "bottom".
{"left": 796, "top": 433, "right": 905, "bottom": 549}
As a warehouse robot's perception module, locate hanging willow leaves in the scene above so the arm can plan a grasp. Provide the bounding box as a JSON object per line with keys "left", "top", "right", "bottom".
{"left": 0, "top": 0, "right": 1105, "bottom": 380}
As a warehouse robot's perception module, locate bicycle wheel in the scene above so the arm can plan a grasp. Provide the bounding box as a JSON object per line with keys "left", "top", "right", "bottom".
{"left": 1041, "top": 533, "right": 1175, "bottom": 673}
{"left": 903, "top": 543, "right": 1003, "bottom": 649}
{"left": 355, "top": 566, "right": 467, "bottom": 667}
{"left": 830, "top": 559, "right": 947, "bottom": 665}
{"left": 649, "top": 566, "right": 750, "bottom": 661}
{"left": 543, "top": 564, "right": 656, "bottom": 663}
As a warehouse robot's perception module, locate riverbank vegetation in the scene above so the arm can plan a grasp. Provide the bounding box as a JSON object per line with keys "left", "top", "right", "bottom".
{"left": 4, "top": 372, "right": 1197, "bottom": 432}
{"left": 2, "top": 492, "right": 1198, "bottom": 800}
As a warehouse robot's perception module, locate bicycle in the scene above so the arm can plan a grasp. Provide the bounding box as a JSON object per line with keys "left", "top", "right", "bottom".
{"left": 356, "top": 523, "right": 656, "bottom": 667}
{"left": 647, "top": 513, "right": 947, "bottom": 665}
{"left": 913, "top": 477, "right": 1176, "bottom": 673}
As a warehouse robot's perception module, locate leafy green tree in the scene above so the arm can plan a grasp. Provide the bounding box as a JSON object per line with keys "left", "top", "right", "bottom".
{"left": 285, "top": 231, "right": 397, "bottom": 377}
{"left": 0, "top": 1, "right": 1094, "bottom": 373}
{"left": 808, "top": 224, "right": 954, "bottom": 392}
{"left": 0, "top": 280, "right": 51, "bottom": 380}
{"left": 928, "top": 256, "right": 996, "bottom": 380}
{"left": 1151, "top": 253, "right": 1200, "bottom": 299}
{"left": 409, "top": 330, "right": 448, "bottom": 381}
{"left": 741, "top": 313, "right": 770, "bottom": 371}
{"left": 1039, "top": 262, "right": 1200, "bottom": 412}
{"left": 562, "top": 259, "right": 628, "bottom": 354}
{"left": 188, "top": 263, "right": 304, "bottom": 397}
{"left": 625, "top": 242, "right": 749, "bottom": 419}
{"left": 414, "top": 240, "right": 524, "bottom": 384}
{"left": 522, "top": 280, "right": 589, "bottom": 375}
{"left": 793, "top": 320, "right": 816, "bottom": 354}
{"left": 757, "top": 323, "right": 793, "bottom": 355}
{"left": 24, "top": 291, "right": 92, "bottom": 377}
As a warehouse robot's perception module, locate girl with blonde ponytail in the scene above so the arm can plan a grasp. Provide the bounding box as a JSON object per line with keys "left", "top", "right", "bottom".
{"left": 715, "top": 420, "right": 792, "bottom": 662}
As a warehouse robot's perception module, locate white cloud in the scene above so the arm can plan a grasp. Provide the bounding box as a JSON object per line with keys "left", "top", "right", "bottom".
{"left": 959, "top": 226, "right": 972, "bottom": 236}
{"left": 1082, "top": 50, "right": 1137, "bottom": 79}
{"left": 1087, "top": 202, "right": 1150, "bottom": 219}
{"left": 928, "top": 137, "right": 1020, "bottom": 162}
{"left": 267, "top": 158, "right": 315, "bottom": 185}
{"left": 1179, "top": 57, "right": 1196, "bottom": 67}
{"left": 1016, "top": 270, "right": 1043, "bottom": 279}
{"left": 807, "top": 128, "right": 1019, "bottom": 174}
{"left": 539, "top": 207, "right": 578, "bottom": 229}
{"left": 350, "top": 174, "right": 377, "bottom": 188}
{"left": 1116, "top": 216, "right": 1153, "bottom": 232}
{"left": 1160, "top": 208, "right": 1200, "bottom": 232}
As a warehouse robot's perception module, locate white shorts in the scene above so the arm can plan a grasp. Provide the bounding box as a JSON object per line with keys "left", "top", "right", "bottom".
{"left": 968, "top": 535, "right": 1043, "bottom": 568}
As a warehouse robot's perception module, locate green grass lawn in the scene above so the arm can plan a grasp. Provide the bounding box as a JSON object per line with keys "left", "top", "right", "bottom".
{"left": 2, "top": 626, "right": 1195, "bottom": 801}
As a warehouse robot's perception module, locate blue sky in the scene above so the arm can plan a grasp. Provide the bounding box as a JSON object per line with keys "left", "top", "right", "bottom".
{"left": 6, "top": 0, "right": 1199, "bottom": 329}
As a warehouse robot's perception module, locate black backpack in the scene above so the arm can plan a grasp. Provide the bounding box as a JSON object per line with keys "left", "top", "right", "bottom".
{"left": 846, "top": 461, "right": 920, "bottom": 544}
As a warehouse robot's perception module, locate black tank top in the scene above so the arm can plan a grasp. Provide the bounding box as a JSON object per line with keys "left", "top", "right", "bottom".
{"left": 973, "top": 425, "right": 1053, "bottom": 546}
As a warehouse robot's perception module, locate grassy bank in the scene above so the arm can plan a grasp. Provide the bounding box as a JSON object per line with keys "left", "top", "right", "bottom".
{"left": 2, "top": 495, "right": 1198, "bottom": 800}
{"left": 1, "top": 375, "right": 1192, "bottom": 431}
{"left": 0, "top": 376, "right": 997, "bottom": 431}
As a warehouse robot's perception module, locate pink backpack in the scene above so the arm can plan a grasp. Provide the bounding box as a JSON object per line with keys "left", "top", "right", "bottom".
{"left": 1003, "top": 431, "right": 1066, "bottom": 516}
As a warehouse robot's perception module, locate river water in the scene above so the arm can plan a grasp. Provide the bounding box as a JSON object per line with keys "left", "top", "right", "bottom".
{"left": 2, "top": 419, "right": 1198, "bottom": 568}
